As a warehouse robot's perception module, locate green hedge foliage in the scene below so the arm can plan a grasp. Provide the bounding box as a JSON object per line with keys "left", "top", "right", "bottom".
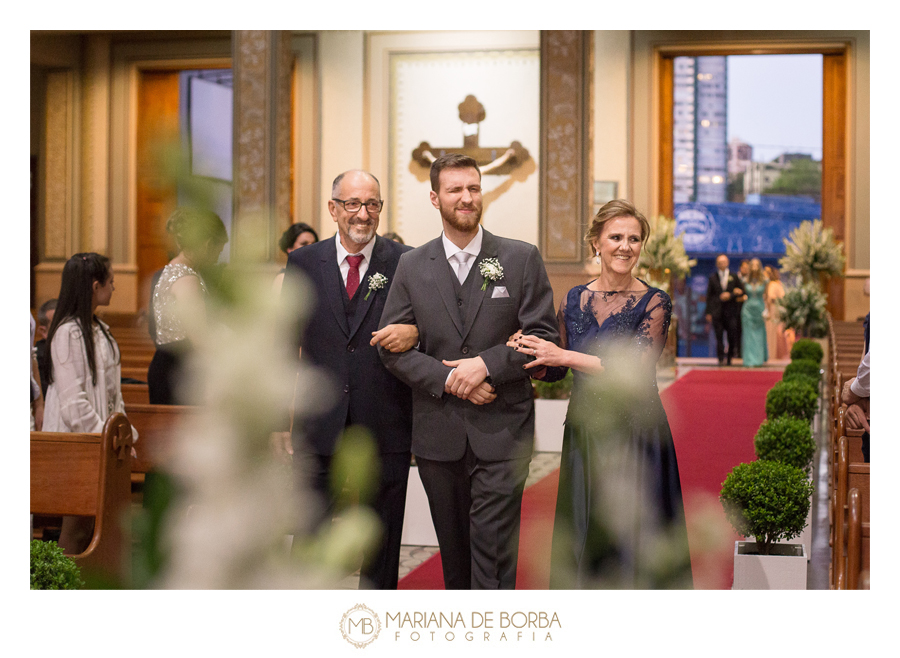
{"left": 790, "top": 338, "right": 824, "bottom": 365}
{"left": 30, "top": 540, "right": 83, "bottom": 590}
{"left": 754, "top": 415, "right": 816, "bottom": 474}
{"left": 782, "top": 358, "right": 822, "bottom": 386}
{"left": 765, "top": 378, "right": 818, "bottom": 423}
{"left": 719, "top": 460, "right": 814, "bottom": 556}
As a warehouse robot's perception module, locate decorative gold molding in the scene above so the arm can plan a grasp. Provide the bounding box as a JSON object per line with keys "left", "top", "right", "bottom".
{"left": 81, "top": 36, "right": 112, "bottom": 255}
{"left": 290, "top": 34, "right": 319, "bottom": 239}
{"left": 44, "top": 70, "right": 74, "bottom": 260}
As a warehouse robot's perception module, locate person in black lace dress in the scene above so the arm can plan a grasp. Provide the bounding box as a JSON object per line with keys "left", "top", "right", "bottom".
{"left": 511, "top": 200, "right": 692, "bottom": 589}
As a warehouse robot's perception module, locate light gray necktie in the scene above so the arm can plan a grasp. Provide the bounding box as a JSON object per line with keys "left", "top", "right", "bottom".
{"left": 453, "top": 252, "right": 472, "bottom": 284}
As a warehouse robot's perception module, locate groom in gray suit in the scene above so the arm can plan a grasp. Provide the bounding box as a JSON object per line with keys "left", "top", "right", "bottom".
{"left": 378, "top": 153, "right": 558, "bottom": 589}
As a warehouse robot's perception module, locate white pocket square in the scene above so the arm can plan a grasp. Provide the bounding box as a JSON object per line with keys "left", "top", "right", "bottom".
{"left": 491, "top": 286, "right": 509, "bottom": 298}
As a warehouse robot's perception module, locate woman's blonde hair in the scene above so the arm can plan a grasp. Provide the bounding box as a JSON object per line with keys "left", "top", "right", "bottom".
{"left": 585, "top": 199, "right": 651, "bottom": 251}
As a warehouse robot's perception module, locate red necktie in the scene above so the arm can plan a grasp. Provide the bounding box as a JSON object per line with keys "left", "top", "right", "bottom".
{"left": 346, "top": 254, "right": 364, "bottom": 299}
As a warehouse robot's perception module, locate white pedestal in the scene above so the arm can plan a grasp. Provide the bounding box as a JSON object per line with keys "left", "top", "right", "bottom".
{"left": 400, "top": 465, "right": 438, "bottom": 546}
{"left": 534, "top": 399, "right": 568, "bottom": 452}
{"left": 733, "top": 541, "right": 808, "bottom": 590}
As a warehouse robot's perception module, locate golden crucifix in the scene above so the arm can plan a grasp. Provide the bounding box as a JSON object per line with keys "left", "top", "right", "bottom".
{"left": 411, "top": 95, "right": 530, "bottom": 175}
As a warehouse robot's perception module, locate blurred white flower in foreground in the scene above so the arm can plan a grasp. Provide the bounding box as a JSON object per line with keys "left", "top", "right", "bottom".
{"left": 158, "top": 265, "right": 379, "bottom": 588}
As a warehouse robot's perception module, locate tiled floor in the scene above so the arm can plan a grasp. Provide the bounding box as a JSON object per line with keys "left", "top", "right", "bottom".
{"left": 344, "top": 358, "right": 831, "bottom": 589}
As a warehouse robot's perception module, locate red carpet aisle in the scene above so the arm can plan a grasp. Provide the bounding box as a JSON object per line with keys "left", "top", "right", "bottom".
{"left": 660, "top": 368, "right": 784, "bottom": 589}
{"left": 398, "top": 368, "right": 782, "bottom": 590}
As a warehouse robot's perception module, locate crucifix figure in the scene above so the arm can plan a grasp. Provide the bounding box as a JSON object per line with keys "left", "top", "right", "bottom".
{"left": 412, "top": 95, "right": 529, "bottom": 175}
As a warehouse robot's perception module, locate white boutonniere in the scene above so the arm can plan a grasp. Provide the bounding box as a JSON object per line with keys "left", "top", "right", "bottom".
{"left": 365, "top": 272, "right": 388, "bottom": 300}
{"left": 478, "top": 258, "right": 504, "bottom": 291}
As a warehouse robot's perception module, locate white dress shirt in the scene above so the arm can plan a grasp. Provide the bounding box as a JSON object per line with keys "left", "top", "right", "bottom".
{"left": 335, "top": 233, "right": 376, "bottom": 287}
{"left": 850, "top": 350, "right": 870, "bottom": 398}
{"left": 442, "top": 225, "right": 483, "bottom": 277}
{"left": 441, "top": 226, "right": 489, "bottom": 382}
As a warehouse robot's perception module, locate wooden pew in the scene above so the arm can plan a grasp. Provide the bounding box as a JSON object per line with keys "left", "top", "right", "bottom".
{"left": 846, "top": 487, "right": 870, "bottom": 590}
{"left": 125, "top": 403, "right": 201, "bottom": 486}
{"left": 122, "top": 383, "right": 150, "bottom": 405}
{"left": 825, "top": 314, "right": 869, "bottom": 589}
{"left": 832, "top": 436, "right": 870, "bottom": 589}
{"left": 31, "top": 413, "right": 134, "bottom": 585}
{"left": 121, "top": 366, "right": 149, "bottom": 382}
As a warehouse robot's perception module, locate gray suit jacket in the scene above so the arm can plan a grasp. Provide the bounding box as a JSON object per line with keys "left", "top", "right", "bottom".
{"left": 378, "top": 229, "right": 558, "bottom": 462}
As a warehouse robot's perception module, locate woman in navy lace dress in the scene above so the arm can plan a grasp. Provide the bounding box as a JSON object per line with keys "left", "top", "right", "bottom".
{"left": 511, "top": 200, "right": 692, "bottom": 589}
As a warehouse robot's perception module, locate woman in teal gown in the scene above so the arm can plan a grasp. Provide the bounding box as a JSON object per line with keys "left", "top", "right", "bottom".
{"left": 740, "top": 258, "right": 768, "bottom": 367}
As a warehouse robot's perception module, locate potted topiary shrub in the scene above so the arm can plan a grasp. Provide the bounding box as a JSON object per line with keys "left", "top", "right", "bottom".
{"left": 754, "top": 415, "right": 817, "bottom": 559}
{"left": 720, "top": 460, "right": 814, "bottom": 589}
{"left": 790, "top": 338, "right": 824, "bottom": 365}
{"left": 31, "top": 539, "right": 84, "bottom": 590}
{"left": 765, "top": 378, "right": 818, "bottom": 423}
{"left": 782, "top": 358, "right": 823, "bottom": 388}
{"left": 533, "top": 370, "right": 573, "bottom": 452}
{"left": 755, "top": 415, "right": 816, "bottom": 474}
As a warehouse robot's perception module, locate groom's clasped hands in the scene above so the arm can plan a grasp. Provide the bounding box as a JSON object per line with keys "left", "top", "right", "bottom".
{"left": 442, "top": 355, "right": 496, "bottom": 405}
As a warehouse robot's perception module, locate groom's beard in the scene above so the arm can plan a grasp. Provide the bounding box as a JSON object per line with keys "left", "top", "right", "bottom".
{"left": 439, "top": 200, "right": 482, "bottom": 233}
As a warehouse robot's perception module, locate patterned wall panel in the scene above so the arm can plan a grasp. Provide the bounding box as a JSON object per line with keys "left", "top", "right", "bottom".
{"left": 540, "top": 31, "right": 592, "bottom": 264}
{"left": 44, "top": 70, "right": 73, "bottom": 260}
{"left": 233, "top": 30, "right": 292, "bottom": 261}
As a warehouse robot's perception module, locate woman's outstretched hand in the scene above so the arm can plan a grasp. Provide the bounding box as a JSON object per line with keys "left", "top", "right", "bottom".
{"left": 512, "top": 334, "right": 565, "bottom": 369}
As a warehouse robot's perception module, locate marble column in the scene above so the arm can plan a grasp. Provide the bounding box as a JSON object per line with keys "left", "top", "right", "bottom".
{"left": 231, "top": 30, "right": 293, "bottom": 262}
{"left": 540, "top": 30, "right": 593, "bottom": 265}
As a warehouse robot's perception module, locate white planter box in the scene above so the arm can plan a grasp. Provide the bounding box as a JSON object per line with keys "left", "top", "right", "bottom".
{"left": 733, "top": 541, "right": 808, "bottom": 590}
{"left": 534, "top": 398, "right": 568, "bottom": 452}
{"left": 400, "top": 465, "right": 438, "bottom": 546}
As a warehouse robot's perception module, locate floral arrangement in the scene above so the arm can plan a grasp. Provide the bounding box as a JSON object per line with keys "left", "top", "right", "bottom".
{"left": 779, "top": 219, "right": 845, "bottom": 288}
{"left": 479, "top": 258, "right": 504, "bottom": 291}
{"left": 775, "top": 282, "right": 828, "bottom": 338}
{"left": 365, "top": 273, "right": 388, "bottom": 300}
{"left": 635, "top": 214, "right": 696, "bottom": 293}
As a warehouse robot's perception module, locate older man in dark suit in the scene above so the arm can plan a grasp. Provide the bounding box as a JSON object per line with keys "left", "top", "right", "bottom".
{"left": 705, "top": 253, "right": 743, "bottom": 365}
{"left": 282, "top": 169, "right": 418, "bottom": 589}
{"left": 378, "top": 154, "right": 558, "bottom": 589}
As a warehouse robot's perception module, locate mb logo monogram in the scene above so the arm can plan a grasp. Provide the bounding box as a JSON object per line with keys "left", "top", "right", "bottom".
{"left": 340, "top": 604, "right": 382, "bottom": 648}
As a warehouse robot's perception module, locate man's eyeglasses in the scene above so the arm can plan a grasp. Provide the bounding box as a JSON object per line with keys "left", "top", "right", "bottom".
{"left": 332, "top": 198, "right": 384, "bottom": 214}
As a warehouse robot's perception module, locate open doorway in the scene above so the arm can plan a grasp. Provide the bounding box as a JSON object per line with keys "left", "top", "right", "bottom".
{"left": 136, "top": 67, "right": 233, "bottom": 314}
{"left": 665, "top": 53, "right": 828, "bottom": 357}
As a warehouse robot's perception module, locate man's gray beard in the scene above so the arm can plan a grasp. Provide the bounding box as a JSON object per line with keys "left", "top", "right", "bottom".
{"left": 347, "top": 223, "right": 376, "bottom": 245}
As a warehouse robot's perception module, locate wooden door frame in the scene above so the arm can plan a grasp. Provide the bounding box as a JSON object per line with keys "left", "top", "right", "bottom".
{"left": 655, "top": 42, "right": 850, "bottom": 318}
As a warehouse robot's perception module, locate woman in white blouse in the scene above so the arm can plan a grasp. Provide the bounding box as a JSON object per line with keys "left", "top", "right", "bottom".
{"left": 43, "top": 252, "right": 136, "bottom": 552}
